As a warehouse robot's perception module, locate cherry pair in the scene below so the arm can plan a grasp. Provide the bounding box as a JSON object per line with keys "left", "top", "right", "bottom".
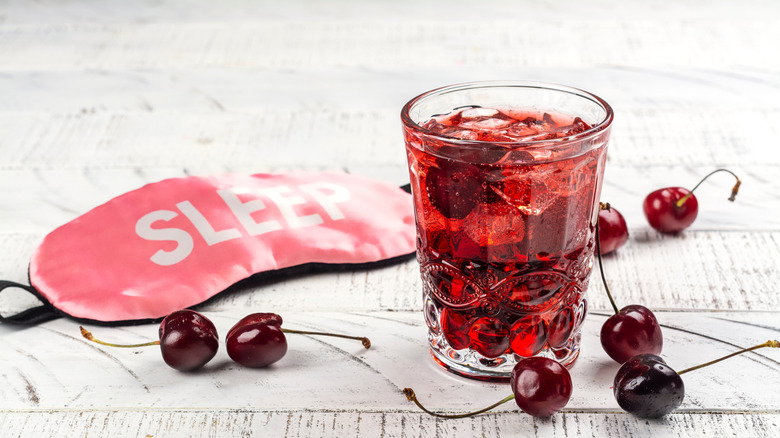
{"left": 596, "top": 167, "right": 743, "bottom": 361}
{"left": 597, "top": 168, "right": 742, "bottom": 256}
{"left": 81, "top": 309, "right": 370, "bottom": 372}
{"left": 614, "top": 340, "right": 779, "bottom": 418}
{"left": 405, "top": 339, "right": 779, "bottom": 420}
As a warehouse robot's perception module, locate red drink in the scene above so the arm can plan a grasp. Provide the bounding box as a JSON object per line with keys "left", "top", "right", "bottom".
{"left": 402, "top": 83, "right": 613, "bottom": 380}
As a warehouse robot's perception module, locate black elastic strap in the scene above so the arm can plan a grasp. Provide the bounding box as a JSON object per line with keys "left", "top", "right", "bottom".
{"left": 0, "top": 280, "right": 59, "bottom": 325}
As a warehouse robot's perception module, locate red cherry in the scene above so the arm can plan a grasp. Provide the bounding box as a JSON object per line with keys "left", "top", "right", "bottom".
{"left": 440, "top": 308, "right": 472, "bottom": 350}
{"left": 600, "top": 304, "right": 663, "bottom": 363}
{"left": 157, "top": 310, "right": 220, "bottom": 371}
{"left": 548, "top": 307, "right": 574, "bottom": 349}
{"left": 226, "top": 312, "right": 371, "bottom": 368}
{"left": 227, "top": 312, "right": 283, "bottom": 337}
{"left": 596, "top": 204, "right": 664, "bottom": 364}
{"left": 643, "top": 169, "right": 741, "bottom": 234}
{"left": 403, "top": 356, "right": 572, "bottom": 419}
{"left": 80, "top": 309, "right": 219, "bottom": 372}
{"left": 642, "top": 187, "right": 698, "bottom": 233}
{"left": 510, "top": 357, "right": 573, "bottom": 417}
{"left": 226, "top": 316, "right": 288, "bottom": 368}
{"left": 468, "top": 317, "right": 510, "bottom": 358}
{"left": 509, "top": 316, "right": 547, "bottom": 357}
{"left": 597, "top": 206, "right": 628, "bottom": 254}
{"left": 424, "top": 158, "right": 484, "bottom": 220}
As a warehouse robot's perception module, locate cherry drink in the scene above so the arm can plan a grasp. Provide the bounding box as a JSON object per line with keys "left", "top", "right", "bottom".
{"left": 402, "top": 82, "right": 613, "bottom": 380}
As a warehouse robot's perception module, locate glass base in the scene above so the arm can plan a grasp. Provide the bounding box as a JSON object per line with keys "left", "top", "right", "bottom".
{"left": 428, "top": 330, "right": 582, "bottom": 381}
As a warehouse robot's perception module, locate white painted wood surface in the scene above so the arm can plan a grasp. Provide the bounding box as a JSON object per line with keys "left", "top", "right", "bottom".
{"left": 1, "top": 0, "right": 779, "bottom": 436}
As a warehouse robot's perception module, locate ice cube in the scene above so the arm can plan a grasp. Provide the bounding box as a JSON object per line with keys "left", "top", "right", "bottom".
{"left": 460, "top": 107, "right": 501, "bottom": 119}
{"left": 442, "top": 127, "right": 480, "bottom": 140}
{"left": 502, "top": 115, "right": 558, "bottom": 142}
{"left": 458, "top": 108, "right": 515, "bottom": 131}
{"left": 421, "top": 120, "right": 449, "bottom": 134}
{"left": 560, "top": 117, "right": 592, "bottom": 136}
{"left": 461, "top": 199, "right": 526, "bottom": 247}
{"left": 493, "top": 175, "right": 557, "bottom": 216}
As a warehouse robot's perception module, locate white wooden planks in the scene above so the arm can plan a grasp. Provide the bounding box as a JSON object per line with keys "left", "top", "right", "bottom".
{"left": 1, "top": 0, "right": 779, "bottom": 436}
{"left": 1, "top": 19, "right": 779, "bottom": 71}
{"left": 0, "top": 311, "right": 777, "bottom": 436}
{"left": 0, "top": 411, "right": 778, "bottom": 438}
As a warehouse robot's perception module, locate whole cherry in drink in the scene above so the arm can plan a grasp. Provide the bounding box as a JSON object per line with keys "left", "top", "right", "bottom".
{"left": 404, "top": 88, "right": 612, "bottom": 381}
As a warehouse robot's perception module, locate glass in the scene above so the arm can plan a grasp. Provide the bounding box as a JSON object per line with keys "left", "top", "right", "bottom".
{"left": 401, "top": 81, "right": 613, "bottom": 380}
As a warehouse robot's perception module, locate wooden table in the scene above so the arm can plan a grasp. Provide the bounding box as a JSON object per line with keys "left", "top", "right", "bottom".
{"left": 1, "top": 1, "right": 778, "bottom": 436}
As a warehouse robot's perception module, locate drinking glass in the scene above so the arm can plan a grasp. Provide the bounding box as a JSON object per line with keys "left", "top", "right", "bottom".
{"left": 401, "top": 81, "right": 613, "bottom": 380}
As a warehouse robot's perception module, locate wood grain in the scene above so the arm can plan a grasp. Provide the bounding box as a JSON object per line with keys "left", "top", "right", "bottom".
{"left": 0, "top": 410, "right": 777, "bottom": 438}
{"left": 0, "top": 108, "right": 777, "bottom": 169}
{"left": 1, "top": 19, "right": 778, "bottom": 71}
{"left": 1, "top": 0, "right": 779, "bottom": 435}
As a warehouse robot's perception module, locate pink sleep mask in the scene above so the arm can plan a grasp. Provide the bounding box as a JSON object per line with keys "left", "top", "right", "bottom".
{"left": 0, "top": 172, "right": 415, "bottom": 325}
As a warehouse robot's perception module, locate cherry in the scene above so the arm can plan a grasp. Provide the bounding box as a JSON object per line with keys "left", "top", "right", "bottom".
{"left": 600, "top": 305, "right": 662, "bottom": 363}
{"left": 225, "top": 312, "right": 371, "bottom": 368}
{"left": 509, "top": 316, "right": 547, "bottom": 357}
{"left": 468, "top": 317, "right": 510, "bottom": 358}
{"left": 424, "top": 159, "right": 483, "bottom": 220}
{"left": 597, "top": 205, "right": 628, "bottom": 255}
{"left": 440, "top": 308, "right": 473, "bottom": 350}
{"left": 510, "top": 357, "right": 573, "bottom": 417}
{"left": 402, "top": 357, "right": 572, "bottom": 419}
{"left": 643, "top": 187, "right": 698, "bottom": 233}
{"left": 613, "top": 354, "right": 684, "bottom": 418}
{"left": 80, "top": 309, "right": 219, "bottom": 372}
{"left": 226, "top": 313, "right": 287, "bottom": 368}
{"left": 596, "top": 203, "right": 663, "bottom": 363}
{"left": 643, "top": 168, "right": 741, "bottom": 234}
{"left": 614, "top": 340, "right": 778, "bottom": 418}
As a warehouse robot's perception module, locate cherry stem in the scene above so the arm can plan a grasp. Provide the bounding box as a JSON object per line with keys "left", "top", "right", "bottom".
{"left": 676, "top": 168, "right": 742, "bottom": 208}
{"left": 403, "top": 388, "right": 515, "bottom": 419}
{"left": 677, "top": 340, "right": 779, "bottom": 375}
{"left": 79, "top": 326, "right": 160, "bottom": 348}
{"left": 281, "top": 328, "right": 371, "bottom": 349}
{"left": 596, "top": 202, "right": 620, "bottom": 315}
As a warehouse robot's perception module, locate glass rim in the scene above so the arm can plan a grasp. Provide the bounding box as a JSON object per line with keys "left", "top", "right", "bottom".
{"left": 400, "top": 80, "right": 614, "bottom": 149}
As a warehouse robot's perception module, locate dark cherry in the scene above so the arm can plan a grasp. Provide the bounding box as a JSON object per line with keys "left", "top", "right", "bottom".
{"left": 614, "top": 340, "right": 778, "bottom": 418}
{"left": 643, "top": 187, "right": 698, "bottom": 234}
{"left": 403, "top": 356, "right": 572, "bottom": 419}
{"left": 509, "top": 316, "right": 547, "bottom": 357}
{"left": 596, "top": 204, "right": 664, "bottom": 363}
{"left": 601, "top": 304, "right": 663, "bottom": 363}
{"left": 424, "top": 158, "right": 483, "bottom": 219}
{"left": 80, "top": 309, "right": 219, "bottom": 372}
{"left": 613, "top": 354, "right": 684, "bottom": 418}
{"left": 157, "top": 309, "right": 220, "bottom": 371}
{"left": 226, "top": 313, "right": 288, "bottom": 368}
{"left": 228, "top": 312, "right": 284, "bottom": 333}
{"left": 81, "top": 311, "right": 370, "bottom": 371}
{"left": 440, "top": 308, "right": 472, "bottom": 350}
{"left": 468, "top": 316, "right": 510, "bottom": 358}
{"left": 510, "top": 357, "right": 573, "bottom": 417}
{"left": 643, "top": 169, "right": 741, "bottom": 234}
{"left": 225, "top": 312, "right": 371, "bottom": 368}
{"left": 597, "top": 206, "right": 628, "bottom": 255}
